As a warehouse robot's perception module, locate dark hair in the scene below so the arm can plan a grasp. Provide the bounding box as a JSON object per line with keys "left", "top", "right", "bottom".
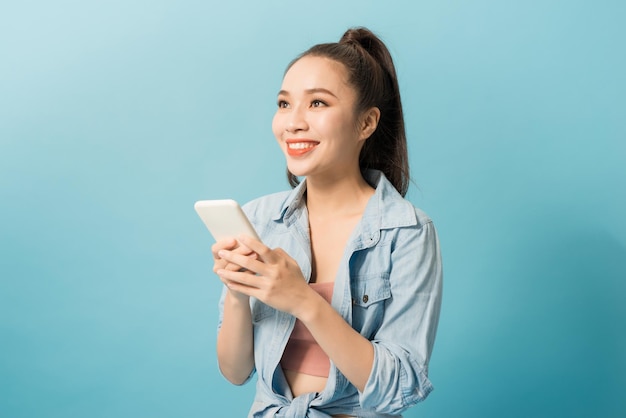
{"left": 284, "top": 27, "right": 410, "bottom": 196}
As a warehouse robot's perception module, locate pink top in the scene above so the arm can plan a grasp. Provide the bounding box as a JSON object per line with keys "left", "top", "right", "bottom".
{"left": 280, "top": 282, "right": 334, "bottom": 377}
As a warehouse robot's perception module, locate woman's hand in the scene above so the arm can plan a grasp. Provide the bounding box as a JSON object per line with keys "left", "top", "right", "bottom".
{"left": 216, "top": 235, "right": 314, "bottom": 318}
{"left": 212, "top": 237, "right": 258, "bottom": 301}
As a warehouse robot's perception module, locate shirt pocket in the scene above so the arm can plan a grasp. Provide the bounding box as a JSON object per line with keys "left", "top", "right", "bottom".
{"left": 350, "top": 272, "right": 391, "bottom": 337}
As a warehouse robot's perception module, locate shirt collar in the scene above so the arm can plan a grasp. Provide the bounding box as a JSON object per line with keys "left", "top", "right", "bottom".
{"left": 272, "top": 170, "right": 418, "bottom": 232}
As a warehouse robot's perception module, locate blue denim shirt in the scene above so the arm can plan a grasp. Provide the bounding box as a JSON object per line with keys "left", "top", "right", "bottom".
{"left": 217, "top": 170, "right": 443, "bottom": 417}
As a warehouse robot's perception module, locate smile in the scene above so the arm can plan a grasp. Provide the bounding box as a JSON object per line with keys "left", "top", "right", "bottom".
{"left": 286, "top": 140, "right": 319, "bottom": 156}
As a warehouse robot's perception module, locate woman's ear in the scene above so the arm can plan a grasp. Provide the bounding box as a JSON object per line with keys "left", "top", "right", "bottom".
{"left": 359, "top": 107, "right": 381, "bottom": 141}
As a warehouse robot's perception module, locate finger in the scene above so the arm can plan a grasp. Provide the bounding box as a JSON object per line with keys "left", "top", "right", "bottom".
{"left": 220, "top": 244, "right": 257, "bottom": 272}
{"left": 214, "top": 255, "right": 256, "bottom": 273}
{"left": 234, "top": 240, "right": 255, "bottom": 256}
{"left": 234, "top": 243, "right": 258, "bottom": 261}
{"left": 212, "top": 239, "right": 257, "bottom": 273}
{"left": 218, "top": 249, "right": 265, "bottom": 274}
{"left": 217, "top": 268, "right": 263, "bottom": 289}
{"left": 212, "top": 238, "right": 238, "bottom": 260}
{"left": 236, "top": 235, "right": 277, "bottom": 263}
{"left": 222, "top": 280, "right": 259, "bottom": 299}
{"left": 225, "top": 250, "right": 258, "bottom": 272}
{"left": 223, "top": 261, "right": 248, "bottom": 272}
{"left": 216, "top": 271, "right": 255, "bottom": 287}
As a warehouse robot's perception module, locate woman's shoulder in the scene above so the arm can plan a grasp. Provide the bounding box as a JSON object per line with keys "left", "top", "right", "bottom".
{"left": 411, "top": 205, "right": 434, "bottom": 229}
{"left": 370, "top": 170, "right": 435, "bottom": 230}
{"left": 378, "top": 188, "right": 434, "bottom": 231}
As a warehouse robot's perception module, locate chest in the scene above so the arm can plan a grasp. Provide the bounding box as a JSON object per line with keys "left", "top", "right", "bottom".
{"left": 308, "top": 215, "right": 361, "bottom": 283}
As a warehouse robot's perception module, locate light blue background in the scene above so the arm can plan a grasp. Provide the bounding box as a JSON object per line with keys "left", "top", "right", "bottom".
{"left": 1, "top": 1, "right": 625, "bottom": 417}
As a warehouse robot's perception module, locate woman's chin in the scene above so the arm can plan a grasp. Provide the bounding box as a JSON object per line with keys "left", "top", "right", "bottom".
{"left": 285, "top": 162, "right": 312, "bottom": 178}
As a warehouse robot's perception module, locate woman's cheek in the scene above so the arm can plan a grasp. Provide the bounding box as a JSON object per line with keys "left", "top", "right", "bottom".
{"left": 272, "top": 112, "right": 284, "bottom": 141}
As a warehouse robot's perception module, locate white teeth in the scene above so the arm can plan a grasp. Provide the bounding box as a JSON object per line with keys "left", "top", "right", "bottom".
{"left": 288, "top": 142, "right": 317, "bottom": 150}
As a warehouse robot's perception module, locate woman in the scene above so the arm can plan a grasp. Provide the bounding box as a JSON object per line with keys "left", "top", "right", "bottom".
{"left": 213, "top": 27, "right": 442, "bottom": 417}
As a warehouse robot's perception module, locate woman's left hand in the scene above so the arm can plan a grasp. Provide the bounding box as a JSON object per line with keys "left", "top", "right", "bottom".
{"left": 216, "top": 235, "right": 313, "bottom": 317}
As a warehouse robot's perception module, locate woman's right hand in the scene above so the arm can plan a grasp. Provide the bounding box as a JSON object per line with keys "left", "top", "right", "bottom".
{"left": 212, "top": 237, "right": 257, "bottom": 300}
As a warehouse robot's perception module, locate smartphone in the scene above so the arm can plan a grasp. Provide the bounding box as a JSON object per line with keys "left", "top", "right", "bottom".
{"left": 194, "top": 199, "right": 260, "bottom": 242}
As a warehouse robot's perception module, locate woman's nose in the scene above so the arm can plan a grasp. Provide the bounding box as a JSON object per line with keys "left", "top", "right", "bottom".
{"left": 285, "top": 106, "right": 308, "bottom": 133}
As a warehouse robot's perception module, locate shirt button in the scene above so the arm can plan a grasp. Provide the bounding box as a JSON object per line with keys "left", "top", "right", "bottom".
{"left": 362, "top": 295, "right": 369, "bottom": 303}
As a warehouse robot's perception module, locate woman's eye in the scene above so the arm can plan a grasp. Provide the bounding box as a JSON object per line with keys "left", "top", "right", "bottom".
{"left": 311, "top": 100, "right": 326, "bottom": 108}
{"left": 277, "top": 100, "right": 289, "bottom": 109}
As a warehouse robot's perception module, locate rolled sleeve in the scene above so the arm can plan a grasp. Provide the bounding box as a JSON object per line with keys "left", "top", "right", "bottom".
{"left": 359, "top": 219, "right": 443, "bottom": 413}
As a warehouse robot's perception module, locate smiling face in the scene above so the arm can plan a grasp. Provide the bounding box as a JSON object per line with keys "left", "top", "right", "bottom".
{"left": 272, "top": 55, "right": 377, "bottom": 182}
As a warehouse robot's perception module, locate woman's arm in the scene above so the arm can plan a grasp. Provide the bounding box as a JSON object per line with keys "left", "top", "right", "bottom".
{"left": 213, "top": 238, "right": 256, "bottom": 385}
{"left": 358, "top": 220, "right": 443, "bottom": 413}
{"left": 216, "top": 289, "right": 255, "bottom": 385}
{"left": 297, "top": 292, "right": 375, "bottom": 391}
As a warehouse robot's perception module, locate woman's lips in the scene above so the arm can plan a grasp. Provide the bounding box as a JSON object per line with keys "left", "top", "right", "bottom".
{"left": 285, "top": 139, "right": 319, "bottom": 157}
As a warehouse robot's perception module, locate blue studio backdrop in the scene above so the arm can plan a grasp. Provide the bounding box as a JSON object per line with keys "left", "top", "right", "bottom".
{"left": 1, "top": 1, "right": 625, "bottom": 417}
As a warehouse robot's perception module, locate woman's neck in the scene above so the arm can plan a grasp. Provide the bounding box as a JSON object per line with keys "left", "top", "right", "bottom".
{"left": 305, "top": 171, "right": 375, "bottom": 219}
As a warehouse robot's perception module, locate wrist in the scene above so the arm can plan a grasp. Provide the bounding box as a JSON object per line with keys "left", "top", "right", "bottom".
{"left": 295, "top": 290, "right": 326, "bottom": 324}
{"left": 226, "top": 289, "right": 250, "bottom": 306}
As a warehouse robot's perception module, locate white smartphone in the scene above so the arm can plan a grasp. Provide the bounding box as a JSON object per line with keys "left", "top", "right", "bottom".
{"left": 194, "top": 199, "right": 260, "bottom": 242}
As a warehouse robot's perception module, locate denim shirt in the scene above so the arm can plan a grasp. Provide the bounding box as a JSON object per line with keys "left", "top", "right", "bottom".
{"left": 217, "top": 170, "right": 443, "bottom": 418}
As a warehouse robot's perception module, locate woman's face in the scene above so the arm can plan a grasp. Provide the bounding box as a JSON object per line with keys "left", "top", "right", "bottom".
{"left": 272, "top": 55, "right": 369, "bottom": 181}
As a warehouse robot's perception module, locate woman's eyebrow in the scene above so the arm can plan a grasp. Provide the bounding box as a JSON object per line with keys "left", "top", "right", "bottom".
{"left": 277, "top": 88, "right": 338, "bottom": 98}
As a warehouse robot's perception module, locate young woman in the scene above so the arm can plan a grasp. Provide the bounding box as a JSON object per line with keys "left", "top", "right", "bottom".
{"left": 212, "top": 27, "right": 443, "bottom": 417}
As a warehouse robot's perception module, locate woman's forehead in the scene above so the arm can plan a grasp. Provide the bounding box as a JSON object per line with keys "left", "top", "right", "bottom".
{"left": 280, "top": 56, "right": 352, "bottom": 97}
